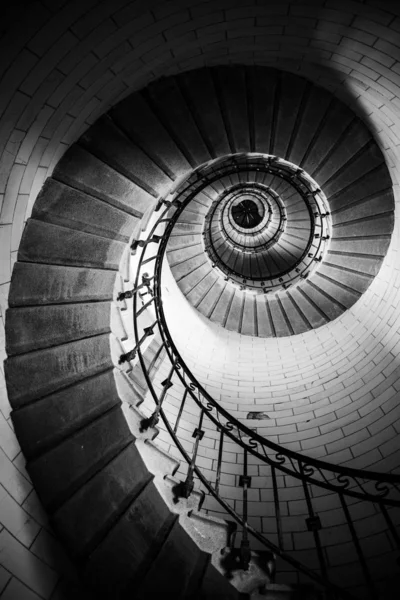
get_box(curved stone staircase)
[4,66,398,599]
[163,69,394,337]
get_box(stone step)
[119,243,132,283]
[121,402,159,442]
[117,299,135,340]
[111,91,191,180]
[6,302,111,355]
[79,115,171,198]
[9,262,115,307]
[5,334,113,408]
[178,69,232,158]
[180,509,237,557]
[53,144,155,218]
[157,66,393,340]
[214,545,275,597]
[132,517,210,600]
[82,480,178,599]
[135,438,180,477]
[27,406,133,513]
[199,560,244,599]
[32,177,140,242]
[52,441,151,560]
[114,273,128,308]
[114,368,144,407]
[110,303,129,342]
[144,76,211,167]
[12,369,119,460]
[18,218,125,270]
[154,474,204,516]
[110,334,133,373]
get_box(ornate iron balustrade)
[120,159,400,600]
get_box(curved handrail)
[155,402,356,600]
[165,184,400,479]
[127,159,400,503]
[123,156,400,599]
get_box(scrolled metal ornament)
[248,435,259,451]
[224,420,235,433]
[273,452,288,467]
[374,480,391,499]
[302,462,317,479]
[204,400,215,413]
[336,473,352,491]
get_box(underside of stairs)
[3,66,398,600]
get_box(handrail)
[124,155,400,599]
[151,186,400,499]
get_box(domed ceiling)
[163,67,395,338]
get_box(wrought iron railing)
[118,158,400,600]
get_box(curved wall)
[1,1,400,598]
[163,255,400,470]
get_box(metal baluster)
[178,408,205,498]
[299,462,329,586]
[136,297,155,317]
[215,429,224,495]
[155,198,172,211]
[379,503,400,558]
[239,449,251,571]
[140,362,175,431]
[142,255,157,265]
[131,234,161,251]
[271,465,284,551]
[117,273,154,301]
[146,340,166,375]
[173,388,188,433]
[118,321,157,364]
[339,494,377,600]
[139,272,154,298]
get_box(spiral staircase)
[3,63,400,600]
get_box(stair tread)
[135,438,180,476]
[133,518,209,600]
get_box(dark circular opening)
[231,199,263,229]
